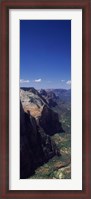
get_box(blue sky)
[20,20,71,89]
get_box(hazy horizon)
[20,86,71,90]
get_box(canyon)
[20,87,71,179]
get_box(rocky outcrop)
[20,101,60,179]
[39,89,48,96]
[39,89,57,107]
[20,88,47,118]
[20,88,64,135]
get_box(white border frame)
[9,9,82,190]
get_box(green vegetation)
[52,101,71,133]
[29,133,71,179]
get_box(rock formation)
[20,88,64,135]
[20,101,60,179]
[39,89,57,107]
[39,105,64,135]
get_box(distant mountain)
[45,89,71,102]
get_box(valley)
[20,87,71,179]
[29,133,71,179]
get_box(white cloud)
[66,80,71,85]
[20,79,30,83]
[61,80,65,82]
[34,78,42,83]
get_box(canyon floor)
[29,133,71,179]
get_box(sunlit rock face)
[20,88,64,135]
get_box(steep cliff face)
[20,101,60,179]
[20,88,64,136]
[20,103,34,178]
[39,88,71,133]
[39,105,64,135]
